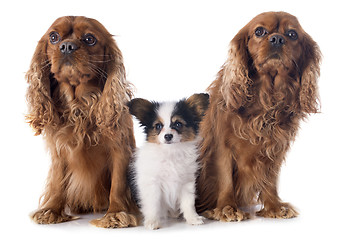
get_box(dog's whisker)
[88,59,113,63]
[87,63,108,80]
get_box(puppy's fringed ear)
[186,93,210,117]
[219,26,253,111]
[25,37,57,135]
[299,33,322,114]
[128,98,157,128]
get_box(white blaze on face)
[156,102,181,144]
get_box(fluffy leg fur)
[141,183,162,230]
[31,153,76,224]
[180,182,204,225]
[202,150,248,222]
[256,163,298,219]
[90,146,138,228]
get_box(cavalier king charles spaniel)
[196,12,321,221]
[26,16,138,228]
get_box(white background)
[1,0,360,239]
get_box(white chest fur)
[133,141,203,229]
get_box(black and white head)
[128,93,209,144]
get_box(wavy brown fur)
[26,16,138,228]
[196,12,321,221]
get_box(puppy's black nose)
[60,42,78,54]
[269,35,285,47]
[164,134,173,142]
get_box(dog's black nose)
[269,35,285,47]
[60,42,78,54]
[164,134,173,142]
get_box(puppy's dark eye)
[49,32,61,44]
[83,33,97,46]
[175,121,183,129]
[172,121,183,131]
[255,27,267,37]
[155,123,163,131]
[287,30,298,40]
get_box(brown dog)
[26,16,138,228]
[196,12,321,221]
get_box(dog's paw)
[256,203,298,219]
[31,209,78,224]
[185,215,204,225]
[202,205,249,222]
[144,218,161,230]
[90,212,138,228]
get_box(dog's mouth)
[263,52,284,64]
[257,54,287,74]
[53,65,93,86]
[268,53,281,60]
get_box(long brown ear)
[299,32,321,114]
[219,25,253,111]
[95,35,134,138]
[25,37,57,135]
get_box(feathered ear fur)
[25,37,57,135]
[94,31,134,138]
[299,32,321,114]
[127,98,160,132]
[186,93,210,117]
[219,25,253,111]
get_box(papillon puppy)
[128,93,209,230]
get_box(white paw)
[186,215,204,225]
[144,219,161,230]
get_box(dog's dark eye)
[49,32,61,44]
[83,33,97,46]
[287,30,298,40]
[174,121,183,129]
[255,27,267,37]
[155,123,163,131]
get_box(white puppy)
[128,94,209,230]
